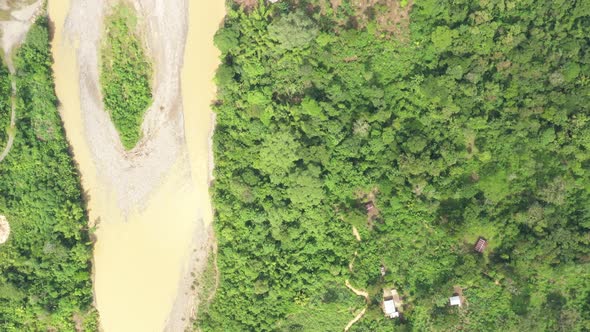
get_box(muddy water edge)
[48,0,225,331]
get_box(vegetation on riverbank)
[0,64,10,146]
[100,3,152,150]
[0,17,98,330]
[200,0,590,331]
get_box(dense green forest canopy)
[100,3,152,150]
[0,17,97,331]
[200,0,590,331]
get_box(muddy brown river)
[48,0,225,331]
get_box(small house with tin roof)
[474,237,488,253]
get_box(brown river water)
[48,0,225,330]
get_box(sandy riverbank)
[164,0,226,330]
[48,0,225,330]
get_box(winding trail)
[344,227,369,330]
[343,280,369,331]
[345,280,369,301]
[344,308,366,332]
[0,70,16,163]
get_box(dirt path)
[48,0,225,330]
[343,280,368,331]
[344,228,368,331]
[352,226,361,242]
[345,280,369,301]
[344,308,366,332]
[0,78,16,163]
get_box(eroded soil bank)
[48,0,225,330]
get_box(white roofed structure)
[382,288,402,318]
[450,295,462,306]
[383,299,399,318]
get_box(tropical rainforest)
[0,17,97,331]
[200,0,590,331]
[100,3,152,150]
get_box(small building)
[383,298,399,318]
[449,295,462,306]
[382,288,402,319]
[365,202,375,212]
[474,237,488,253]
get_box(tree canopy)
[0,17,97,331]
[198,0,590,331]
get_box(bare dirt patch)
[0,215,9,244]
[0,0,42,57]
[320,0,413,39]
[234,0,258,11]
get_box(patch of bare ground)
[0,0,42,55]
[234,0,258,11]
[329,0,341,12]
[318,0,413,40]
[72,313,84,332]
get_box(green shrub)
[100,3,152,150]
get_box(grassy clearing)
[100,2,152,150]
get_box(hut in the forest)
[474,237,488,253]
